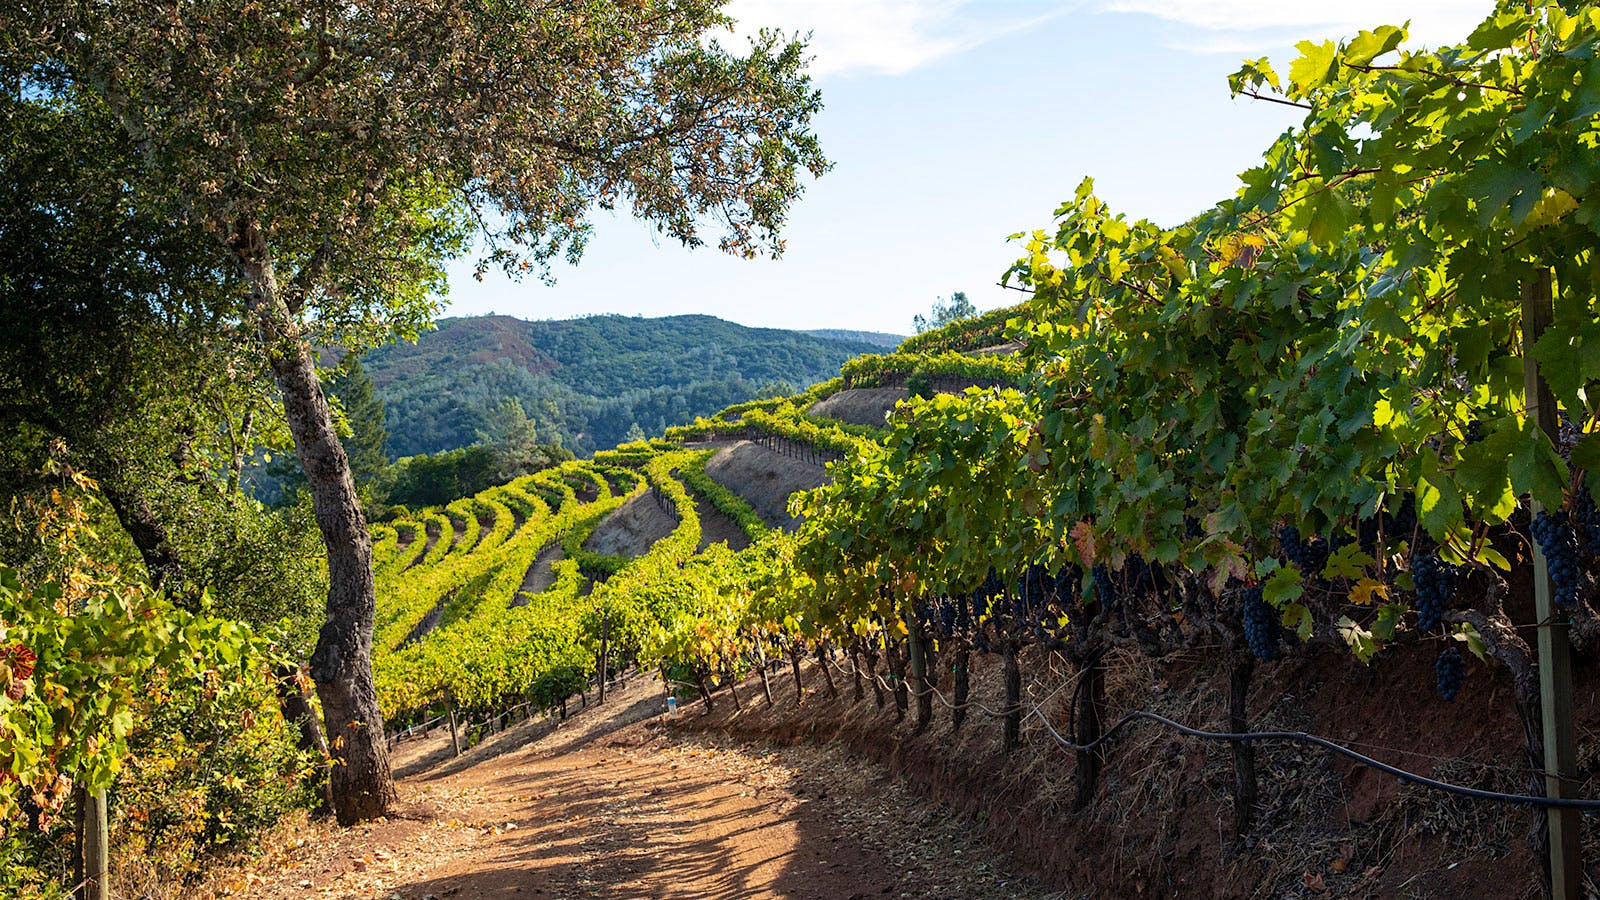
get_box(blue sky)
[442,1,1492,335]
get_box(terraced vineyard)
[371,312,1017,740]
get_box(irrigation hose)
[809,656,1600,813]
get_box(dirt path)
[230,676,1062,900]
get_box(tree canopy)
[4,0,830,824]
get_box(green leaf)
[1344,25,1406,67]
[1263,566,1304,606]
[1458,163,1545,228]
[1508,419,1569,511]
[1417,469,1465,537]
[1467,11,1529,52]
[1324,543,1375,580]
[1228,58,1282,96]
[1453,622,1488,662]
[1305,189,1353,245]
[1281,602,1314,641]
[1289,40,1339,92]
[1372,603,1406,642]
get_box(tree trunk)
[232,217,395,826]
[226,410,255,495]
[789,645,805,702]
[886,640,908,721]
[864,641,885,708]
[915,624,934,730]
[756,646,775,706]
[815,643,839,699]
[725,671,743,711]
[99,472,184,597]
[849,641,865,703]
[274,663,333,814]
[697,670,716,712]
[952,646,971,732]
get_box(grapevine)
[1436,645,1466,703]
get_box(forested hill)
[365,313,883,457]
[802,328,903,348]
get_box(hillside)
[366,314,882,457]
[802,328,903,348]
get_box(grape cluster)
[1411,553,1454,633]
[1574,481,1600,558]
[1463,419,1486,445]
[1435,645,1466,702]
[1053,567,1079,606]
[1531,510,1581,607]
[1125,554,1165,601]
[1091,564,1116,608]
[1241,585,1279,662]
[1278,524,1329,574]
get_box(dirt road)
[228,675,1060,900]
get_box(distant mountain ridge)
[803,328,903,348]
[365,313,882,457]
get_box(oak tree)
[5,0,826,823]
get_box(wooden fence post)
[73,786,108,900]
[446,692,462,758]
[1522,268,1582,898]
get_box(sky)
[441,1,1495,336]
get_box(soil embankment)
[702,441,827,531]
[512,542,565,605]
[584,491,678,558]
[807,387,906,428]
[669,641,1590,898]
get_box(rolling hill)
[365,313,885,457]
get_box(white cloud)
[723,0,1054,77]
[1100,1,1494,52]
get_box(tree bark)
[952,646,971,732]
[908,623,932,730]
[98,472,184,596]
[864,641,885,708]
[231,215,395,826]
[756,644,775,706]
[789,644,805,702]
[815,642,839,699]
[849,641,865,703]
[886,640,908,721]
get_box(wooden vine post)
[73,786,109,900]
[597,608,610,705]
[446,691,462,758]
[1523,268,1582,898]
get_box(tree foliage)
[912,291,977,334]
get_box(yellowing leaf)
[1348,578,1389,606]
